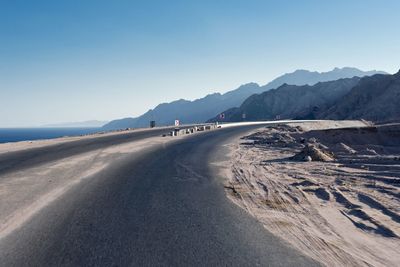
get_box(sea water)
[0,128,103,143]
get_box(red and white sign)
[174,120,180,126]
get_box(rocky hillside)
[209,77,361,122]
[323,71,400,121]
[211,71,399,123]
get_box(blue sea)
[0,128,103,144]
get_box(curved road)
[0,125,320,266]
[0,126,178,176]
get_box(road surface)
[0,126,179,176]
[0,125,320,266]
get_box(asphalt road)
[0,126,178,176]
[0,125,320,266]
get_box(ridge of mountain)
[208,77,361,122]
[322,70,400,121]
[209,70,399,123]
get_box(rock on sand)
[292,143,334,162]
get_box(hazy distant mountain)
[264,67,386,90]
[103,83,262,129]
[323,71,400,122]
[209,77,361,122]
[103,67,386,130]
[42,120,108,128]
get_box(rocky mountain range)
[103,83,261,130]
[262,67,385,90]
[208,78,361,122]
[103,67,384,130]
[323,71,400,122]
[211,71,399,123]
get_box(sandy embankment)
[223,121,400,266]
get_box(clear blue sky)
[1,0,399,127]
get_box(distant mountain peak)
[332,67,356,72]
[263,67,387,90]
[239,82,260,87]
[280,83,289,88]
[290,67,387,76]
[292,69,312,73]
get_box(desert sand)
[223,121,400,266]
